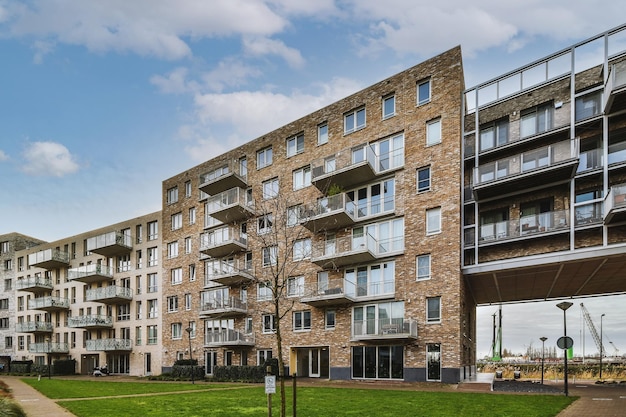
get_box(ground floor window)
[107,354,130,374]
[351,345,403,379]
[427,343,441,381]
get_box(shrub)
[213,365,266,383]
[0,398,27,417]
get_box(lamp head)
[540,337,548,342]
[556,301,573,311]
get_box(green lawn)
[23,379,575,417]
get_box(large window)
[257,282,272,301]
[148,221,158,240]
[345,261,395,298]
[262,314,276,333]
[383,95,395,119]
[257,213,273,235]
[167,241,179,258]
[287,205,303,227]
[257,147,273,169]
[426,119,441,146]
[520,103,553,138]
[171,323,182,340]
[427,297,441,323]
[147,325,158,345]
[417,79,431,105]
[171,268,182,285]
[167,295,179,312]
[344,107,366,133]
[148,299,158,318]
[262,178,279,199]
[479,118,509,151]
[575,90,602,121]
[426,207,441,235]
[147,273,158,293]
[325,310,336,329]
[286,134,305,157]
[117,303,130,321]
[293,310,311,331]
[292,166,311,190]
[147,247,158,267]
[167,186,178,204]
[352,346,403,379]
[262,246,278,267]
[287,276,304,297]
[292,238,311,261]
[416,254,431,281]
[318,123,328,145]
[417,166,431,193]
[347,179,395,220]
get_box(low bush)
[0,397,27,417]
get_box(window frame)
[344,107,366,134]
[317,122,328,145]
[293,310,311,332]
[426,207,442,235]
[262,314,276,333]
[417,79,431,106]
[426,118,442,146]
[257,147,273,169]
[416,254,431,281]
[286,133,305,157]
[383,94,396,119]
[287,276,304,297]
[426,296,441,323]
[262,178,279,199]
[292,238,311,261]
[167,186,179,205]
[417,166,431,193]
[292,166,311,190]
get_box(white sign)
[265,375,276,394]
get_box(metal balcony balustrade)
[68,315,113,328]
[86,285,133,303]
[86,338,132,351]
[477,209,569,245]
[16,276,53,293]
[302,193,356,232]
[86,231,132,257]
[604,59,626,113]
[204,329,254,347]
[68,264,114,284]
[311,233,404,268]
[206,187,254,223]
[574,202,604,226]
[300,278,357,306]
[577,148,604,173]
[352,318,418,341]
[608,140,626,166]
[28,248,70,269]
[199,226,247,258]
[199,159,247,196]
[16,321,53,333]
[204,259,254,287]
[604,182,626,223]
[28,296,70,311]
[199,296,247,317]
[29,342,69,354]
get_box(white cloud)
[243,36,305,68]
[0,149,8,161]
[21,141,80,177]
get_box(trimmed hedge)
[213,365,266,383]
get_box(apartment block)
[161,46,472,383]
[11,213,162,376]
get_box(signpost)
[265,370,276,417]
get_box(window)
[426,207,441,235]
[318,123,328,145]
[4,279,11,291]
[352,301,404,339]
[189,207,196,224]
[245,317,253,334]
[479,118,509,151]
[344,107,366,133]
[167,241,179,258]
[135,326,142,345]
[185,237,192,254]
[262,246,278,267]
[3,259,12,271]
[292,166,311,190]
[0,298,8,310]
[171,268,183,285]
[147,247,159,267]
[185,181,192,197]
[287,276,304,297]
[262,178,279,199]
[287,205,303,227]
[18,336,24,350]
[346,178,395,219]
[418,79,431,105]
[258,349,272,364]
[262,314,276,333]
[148,299,158,318]
[172,323,182,339]
[167,295,179,312]
[426,119,441,146]
[188,321,196,338]
[258,213,273,235]
[117,304,130,321]
[185,293,192,310]
[0,241,9,253]
[148,221,158,240]
[520,103,553,137]
[345,261,395,298]
[480,209,509,240]
[136,301,143,319]
[576,91,602,121]
[383,95,395,119]
[167,186,179,204]
[189,264,196,281]
[0,318,9,329]
[293,238,311,261]
[257,147,273,169]
[293,310,311,331]
[147,273,158,293]
[286,133,305,157]
[417,166,431,193]
[171,213,182,230]
[257,282,272,301]
[147,325,158,344]
[5,336,12,348]
[117,254,131,272]
[325,310,336,329]
[427,297,441,323]
[416,254,431,280]
[352,345,403,379]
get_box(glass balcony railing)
[16,321,53,333]
[29,342,69,354]
[575,202,603,226]
[604,59,626,112]
[206,187,254,223]
[86,285,133,302]
[604,183,626,223]
[204,329,254,346]
[200,296,247,316]
[68,264,114,283]
[16,277,53,292]
[28,296,70,310]
[300,278,357,306]
[577,149,603,173]
[28,249,70,269]
[199,226,247,257]
[478,210,569,243]
[86,231,132,256]
[204,259,254,287]
[199,159,248,196]
[352,318,418,340]
[86,338,132,351]
[608,141,626,166]
[67,315,113,328]
[311,233,404,268]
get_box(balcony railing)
[300,278,357,306]
[352,318,418,341]
[199,226,247,258]
[86,231,132,257]
[199,159,248,196]
[575,202,603,226]
[199,296,247,317]
[205,259,254,287]
[86,338,132,351]
[604,59,626,113]
[28,296,70,311]
[16,276,53,293]
[302,193,356,232]
[68,264,114,284]
[311,233,404,268]
[204,329,254,347]
[68,315,113,329]
[577,148,603,173]
[608,141,626,166]
[86,285,133,303]
[478,209,569,244]
[16,321,53,333]
[206,187,254,223]
[604,183,626,223]
[28,249,70,269]
[29,342,69,354]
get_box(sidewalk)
[556,381,626,417]
[1,376,76,417]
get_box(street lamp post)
[556,301,573,396]
[186,326,194,384]
[600,313,605,380]
[540,337,547,385]
[45,337,51,379]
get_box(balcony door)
[205,351,217,376]
[520,199,552,234]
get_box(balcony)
[205,259,254,287]
[16,321,53,333]
[204,329,254,347]
[86,231,132,257]
[604,183,626,224]
[604,59,626,114]
[311,234,404,269]
[575,202,603,227]
[608,141,626,167]
[311,145,381,191]
[16,277,53,293]
[302,194,356,232]
[478,209,569,245]
[199,296,247,318]
[300,278,357,307]
[472,139,579,201]
[28,296,70,312]
[29,342,69,354]
[86,285,133,304]
[200,226,247,258]
[67,315,113,329]
[68,264,114,284]
[199,160,248,196]
[206,187,254,223]
[351,318,418,341]
[28,249,70,269]
[576,149,603,174]
[86,338,132,352]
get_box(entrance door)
[205,351,217,376]
[426,344,441,381]
[309,349,320,377]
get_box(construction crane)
[580,303,607,357]
[490,305,502,361]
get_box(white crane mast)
[580,303,605,356]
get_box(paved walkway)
[1,376,76,417]
[556,381,626,417]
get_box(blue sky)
[1,0,625,359]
